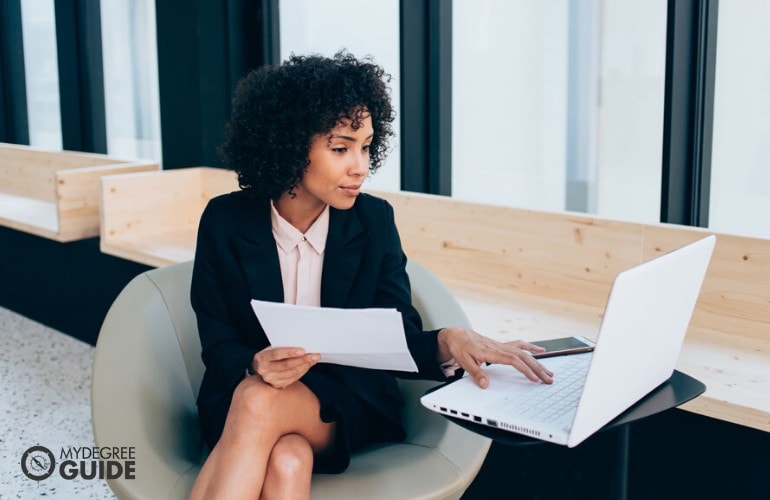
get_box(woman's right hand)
[251,347,320,389]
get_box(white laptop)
[420,235,716,448]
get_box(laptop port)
[487,419,498,427]
[473,415,482,423]
[449,409,457,415]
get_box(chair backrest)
[398,259,474,443]
[92,261,204,499]
[92,259,486,499]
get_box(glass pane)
[709,0,770,239]
[279,0,401,192]
[20,0,62,150]
[452,0,667,223]
[100,0,162,161]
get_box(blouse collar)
[270,200,330,255]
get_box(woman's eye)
[362,144,371,153]
[332,147,347,154]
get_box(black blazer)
[191,190,448,441]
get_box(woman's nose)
[350,152,369,177]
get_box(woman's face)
[297,114,373,212]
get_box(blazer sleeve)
[191,201,258,396]
[373,201,448,382]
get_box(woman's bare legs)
[189,376,335,500]
[260,434,314,500]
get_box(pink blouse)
[270,201,330,306]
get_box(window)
[279,0,401,192]
[100,0,162,161]
[451,0,667,223]
[20,0,62,150]
[708,0,770,239]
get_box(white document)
[250,300,419,372]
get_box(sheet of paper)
[250,300,418,372]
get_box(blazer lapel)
[322,207,369,307]
[233,200,284,303]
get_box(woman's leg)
[189,376,335,500]
[260,434,313,500]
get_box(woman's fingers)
[440,327,554,387]
[482,347,553,384]
[259,347,306,362]
[253,347,320,388]
[508,340,547,354]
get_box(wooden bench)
[95,171,770,433]
[0,142,158,242]
[375,190,770,433]
[99,167,239,267]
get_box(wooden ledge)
[677,328,770,430]
[0,143,158,241]
[99,167,239,267]
[443,278,770,432]
[375,187,770,433]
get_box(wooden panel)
[0,143,125,201]
[101,168,203,240]
[374,190,644,309]
[55,163,160,241]
[0,151,57,201]
[370,190,770,432]
[201,167,239,203]
[643,225,770,343]
[0,143,157,241]
[99,167,239,266]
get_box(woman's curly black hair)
[219,51,395,200]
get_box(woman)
[189,52,553,499]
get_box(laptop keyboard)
[487,354,590,425]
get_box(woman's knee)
[267,434,313,480]
[229,377,282,422]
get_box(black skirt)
[301,367,405,473]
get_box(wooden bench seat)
[376,190,770,433]
[99,167,239,267]
[443,278,770,431]
[0,142,158,241]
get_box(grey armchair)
[91,259,490,499]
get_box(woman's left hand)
[437,327,554,388]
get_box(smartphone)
[530,336,595,358]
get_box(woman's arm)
[191,201,259,394]
[374,200,553,386]
[370,201,450,381]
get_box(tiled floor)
[0,306,115,499]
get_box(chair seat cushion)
[310,442,465,500]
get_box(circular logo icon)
[21,446,56,481]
